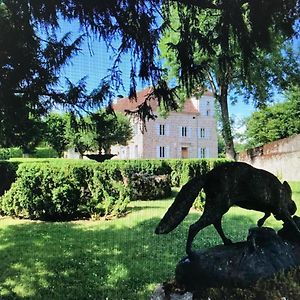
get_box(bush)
[0,147,58,159]
[0,158,229,220]
[166,158,230,186]
[127,173,172,200]
[0,162,126,220]
[0,161,19,196]
[0,148,23,160]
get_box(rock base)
[176,226,300,291]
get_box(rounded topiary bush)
[1,163,83,220]
[0,161,131,221]
[0,161,19,197]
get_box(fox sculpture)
[155,162,299,256]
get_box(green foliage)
[0,147,58,159]
[167,158,230,186]
[0,162,130,220]
[87,110,133,154]
[245,87,300,147]
[0,158,228,220]
[44,113,68,157]
[1,0,299,156]
[0,161,19,197]
[159,4,300,159]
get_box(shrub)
[0,161,19,196]
[0,158,229,220]
[0,161,131,220]
[166,158,230,186]
[127,173,172,200]
[0,147,58,159]
[1,163,83,220]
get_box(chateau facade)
[111,88,218,159]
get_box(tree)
[244,86,300,148]
[62,111,132,156]
[63,114,93,158]
[159,4,300,159]
[0,1,110,147]
[44,113,68,157]
[88,111,133,154]
[1,1,299,153]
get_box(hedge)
[0,147,58,160]
[0,162,130,220]
[0,161,20,196]
[0,158,229,220]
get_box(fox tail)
[155,176,205,234]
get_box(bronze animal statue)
[155,162,299,256]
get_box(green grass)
[0,183,299,299]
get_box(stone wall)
[238,134,300,181]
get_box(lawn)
[0,184,299,299]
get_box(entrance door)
[181,147,188,158]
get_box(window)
[198,147,206,158]
[159,146,165,158]
[206,109,210,116]
[181,126,187,137]
[199,128,206,138]
[159,124,165,136]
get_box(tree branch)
[171,0,221,10]
[206,70,218,96]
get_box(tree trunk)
[218,85,237,161]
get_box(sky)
[57,19,295,123]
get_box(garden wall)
[238,134,300,181]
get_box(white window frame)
[181,126,187,137]
[198,128,206,138]
[198,147,206,158]
[159,124,165,136]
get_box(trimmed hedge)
[0,158,229,220]
[166,158,229,186]
[0,162,130,220]
[0,161,20,196]
[0,147,58,159]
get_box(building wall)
[238,134,300,181]
[112,95,218,159]
[141,111,217,159]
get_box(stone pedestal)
[176,226,300,291]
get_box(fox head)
[282,181,297,215]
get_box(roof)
[113,88,213,114]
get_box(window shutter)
[197,148,201,158]
[156,146,160,158]
[166,124,170,136]
[156,124,160,135]
[165,146,170,158]
[206,128,211,139]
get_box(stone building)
[111,88,218,159]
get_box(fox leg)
[186,205,228,256]
[214,217,232,245]
[186,213,213,256]
[257,212,271,227]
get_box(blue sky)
[58,19,293,121]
